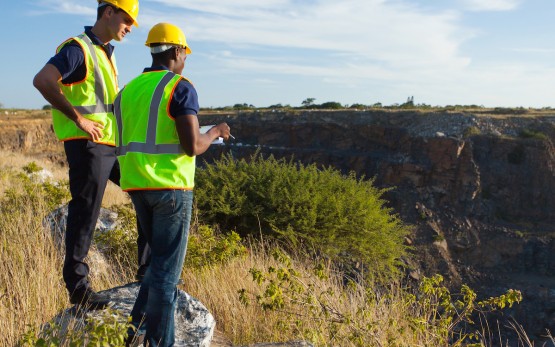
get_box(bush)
[233,103,255,110]
[268,103,291,109]
[186,224,247,269]
[319,101,343,109]
[195,153,410,280]
[349,103,367,109]
[519,129,548,141]
[94,203,138,266]
[21,309,132,347]
[1,169,70,214]
[94,204,248,271]
[463,126,481,138]
[22,161,43,174]
[240,250,522,346]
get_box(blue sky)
[2,0,555,109]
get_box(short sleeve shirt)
[47,26,114,84]
[142,66,199,117]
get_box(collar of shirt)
[143,65,171,73]
[84,26,114,57]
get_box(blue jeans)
[129,190,193,347]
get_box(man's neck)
[91,23,111,45]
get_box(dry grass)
[182,242,284,344]
[0,148,130,207]
[0,150,66,195]
[0,195,66,346]
[182,241,449,346]
[103,181,131,208]
[0,151,543,347]
[0,153,133,346]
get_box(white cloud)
[30,0,472,76]
[30,0,550,108]
[144,0,471,71]
[462,0,520,11]
[29,0,95,16]
[509,47,555,54]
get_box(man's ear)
[103,5,115,19]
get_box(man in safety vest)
[114,22,230,346]
[33,0,150,309]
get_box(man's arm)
[175,115,230,156]
[33,64,104,141]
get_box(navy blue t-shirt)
[47,26,114,84]
[142,66,199,118]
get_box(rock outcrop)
[49,282,215,346]
[197,110,555,338]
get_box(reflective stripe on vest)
[52,33,118,144]
[72,34,113,114]
[114,72,182,155]
[114,71,196,191]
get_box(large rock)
[43,204,118,279]
[50,282,215,346]
[44,204,119,245]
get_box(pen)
[229,134,236,140]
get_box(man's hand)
[75,116,104,141]
[176,117,232,156]
[213,122,231,140]
[34,64,105,141]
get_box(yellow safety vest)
[114,70,196,191]
[52,33,119,145]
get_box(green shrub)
[349,103,367,109]
[22,162,43,174]
[233,103,255,110]
[93,205,248,271]
[240,250,522,347]
[186,224,247,269]
[417,274,522,346]
[433,234,445,242]
[20,309,132,347]
[319,101,343,109]
[519,129,548,141]
[1,169,70,214]
[463,126,481,138]
[94,203,138,266]
[195,153,410,280]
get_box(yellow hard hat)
[145,22,192,54]
[98,0,139,27]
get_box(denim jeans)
[128,190,193,347]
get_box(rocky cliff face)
[3,109,554,338]
[0,110,63,164]
[198,110,555,338]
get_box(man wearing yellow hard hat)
[33,0,150,310]
[114,22,230,346]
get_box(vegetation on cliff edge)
[0,152,535,346]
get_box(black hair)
[97,3,121,20]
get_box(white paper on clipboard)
[199,125,224,145]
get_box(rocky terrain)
[3,108,554,340]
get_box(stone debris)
[49,282,215,347]
[43,204,119,246]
